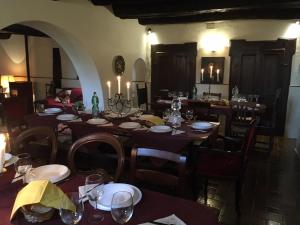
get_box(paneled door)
[229,39,296,135]
[151,42,197,100]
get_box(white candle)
[107,81,111,99]
[126,82,130,100]
[0,134,6,173]
[117,76,121,94]
[216,69,220,82]
[201,69,204,82]
[210,65,213,79]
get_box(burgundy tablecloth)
[1,166,219,225]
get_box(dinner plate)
[25,164,70,183]
[149,125,172,133]
[4,153,12,162]
[119,122,141,129]
[87,118,108,125]
[56,114,77,121]
[90,183,142,211]
[44,108,62,114]
[4,154,17,167]
[191,122,213,130]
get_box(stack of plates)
[191,122,213,130]
[25,164,70,183]
[56,114,77,121]
[88,183,142,211]
[149,125,172,133]
[44,108,62,114]
[87,118,108,125]
[119,122,141,129]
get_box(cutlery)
[80,183,103,200]
[150,222,174,225]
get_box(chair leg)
[235,178,242,216]
[204,178,208,204]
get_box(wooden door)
[229,39,296,135]
[151,43,197,100]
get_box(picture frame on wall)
[200,57,225,84]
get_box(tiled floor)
[195,137,300,225]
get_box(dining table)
[0,165,220,225]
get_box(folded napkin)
[139,214,186,225]
[11,180,75,220]
[172,130,186,136]
[140,115,165,125]
[97,122,113,127]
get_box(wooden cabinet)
[9,81,34,114]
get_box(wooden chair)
[131,147,187,196]
[193,119,256,215]
[68,132,125,182]
[203,92,222,100]
[136,83,148,111]
[13,126,58,164]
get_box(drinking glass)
[111,191,133,225]
[14,153,32,184]
[162,108,172,121]
[185,109,194,121]
[85,174,105,223]
[59,192,84,225]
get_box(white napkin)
[12,172,23,183]
[139,214,186,225]
[172,130,185,136]
[97,122,113,127]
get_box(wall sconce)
[146,28,158,45]
[200,31,229,53]
[283,20,300,39]
[0,75,15,95]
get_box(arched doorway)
[1,21,104,109]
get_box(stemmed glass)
[85,174,105,223]
[14,153,32,184]
[111,191,134,225]
[185,109,194,122]
[162,108,172,122]
[59,192,84,225]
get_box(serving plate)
[56,114,77,121]
[87,118,108,125]
[191,122,213,130]
[44,108,62,114]
[119,122,141,129]
[149,125,172,133]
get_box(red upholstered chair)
[193,119,256,215]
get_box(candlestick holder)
[107,93,132,117]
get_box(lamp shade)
[1,75,15,93]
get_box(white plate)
[150,125,172,133]
[90,183,142,211]
[119,122,141,129]
[56,114,77,121]
[4,155,17,167]
[191,122,213,130]
[25,164,70,183]
[44,108,62,114]
[4,153,12,162]
[87,118,108,125]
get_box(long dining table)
[0,165,220,225]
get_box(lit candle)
[0,134,6,173]
[126,82,130,100]
[117,76,121,94]
[107,81,111,99]
[209,65,213,79]
[216,69,220,82]
[201,69,204,82]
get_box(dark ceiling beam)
[90,0,113,5]
[2,24,49,37]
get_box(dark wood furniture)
[229,39,296,135]
[9,81,33,114]
[13,126,57,164]
[136,83,148,111]
[151,42,197,101]
[187,101,212,121]
[68,132,125,182]
[203,92,222,100]
[193,119,256,215]
[130,147,187,196]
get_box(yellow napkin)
[11,180,75,220]
[140,115,164,125]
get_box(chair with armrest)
[136,83,148,111]
[68,132,125,182]
[193,119,256,216]
[131,147,187,196]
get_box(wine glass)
[162,108,172,121]
[185,109,194,122]
[85,174,105,223]
[14,153,32,184]
[59,192,84,225]
[111,191,134,225]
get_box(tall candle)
[209,65,213,79]
[126,82,130,100]
[107,81,111,99]
[0,134,6,173]
[117,76,121,94]
[201,69,204,82]
[216,69,220,82]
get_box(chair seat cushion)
[196,152,242,177]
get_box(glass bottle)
[92,91,99,118]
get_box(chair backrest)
[13,126,58,164]
[241,119,256,163]
[203,92,222,100]
[231,101,256,123]
[68,132,125,182]
[130,147,186,195]
[136,83,148,111]
[3,97,27,124]
[187,101,211,120]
